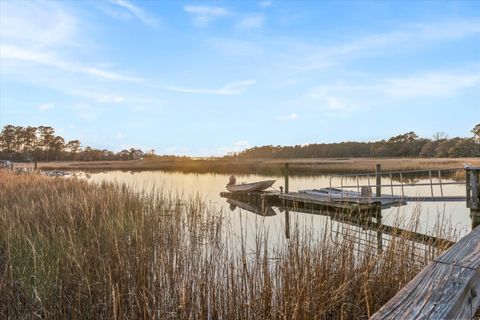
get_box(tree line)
[1,124,479,162]
[235,124,480,159]
[0,125,155,162]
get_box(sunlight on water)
[76,170,472,242]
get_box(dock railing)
[327,166,466,202]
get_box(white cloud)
[116,133,126,139]
[301,69,480,119]
[184,5,230,27]
[1,44,140,82]
[0,1,78,48]
[235,15,264,30]
[38,103,55,111]
[166,80,256,95]
[109,0,158,27]
[297,20,480,71]
[278,113,299,121]
[0,2,140,83]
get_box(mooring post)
[284,163,289,194]
[375,164,382,198]
[284,162,290,239]
[466,167,480,228]
[285,208,290,239]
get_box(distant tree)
[38,126,55,161]
[22,126,38,160]
[420,140,439,157]
[448,139,480,157]
[388,132,419,143]
[432,131,448,141]
[66,140,81,159]
[50,136,65,161]
[472,124,480,142]
[0,125,16,155]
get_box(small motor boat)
[226,180,276,193]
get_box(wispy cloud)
[0,1,78,48]
[299,20,480,71]
[301,68,480,118]
[166,80,256,95]
[184,5,230,27]
[109,0,158,27]
[1,44,140,82]
[235,15,264,30]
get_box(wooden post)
[284,162,290,239]
[375,164,382,198]
[466,167,480,229]
[285,208,290,239]
[376,211,383,253]
[284,163,289,194]
[471,210,480,229]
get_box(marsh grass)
[33,157,480,176]
[0,171,455,319]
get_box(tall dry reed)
[0,171,454,319]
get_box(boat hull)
[226,180,276,193]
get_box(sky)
[1,0,480,156]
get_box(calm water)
[75,170,472,243]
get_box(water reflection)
[76,170,472,238]
[227,198,277,216]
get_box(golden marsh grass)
[0,170,456,319]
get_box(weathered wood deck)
[280,191,405,209]
[371,225,480,319]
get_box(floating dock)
[220,188,405,214]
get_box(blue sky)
[1,0,479,156]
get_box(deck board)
[371,225,480,319]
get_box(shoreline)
[14,157,480,176]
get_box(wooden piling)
[375,163,381,197]
[284,163,289,194]
[284,162,290,239]
[466,167,480,228]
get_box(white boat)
[226,180,276,193]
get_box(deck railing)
[327,167,466,201]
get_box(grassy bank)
[25,157,480,176]
[0,170,455,319]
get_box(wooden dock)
[280,192,405,210]
[220,190,385,213]
[371,224,480,319]
[220,164,480,317]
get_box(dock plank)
[371,225,480,319]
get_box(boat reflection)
[220,192,454,255]
[227,198,277,216]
